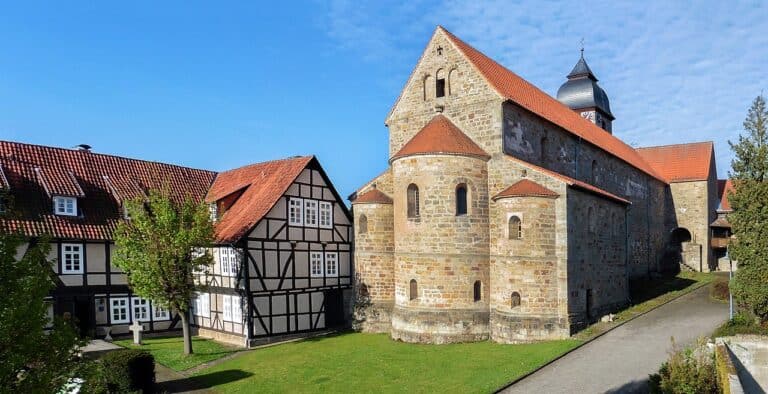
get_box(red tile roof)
[493,179,559,200]
[391,115,490,162]
[206,156,313,243]
[504,156,631,205]
[439,27,666,184]
[636,142,714,183]
[352,188,393,204]
[717,179,735,212]
[0,140,216,240]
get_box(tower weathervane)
[580,38,585,58]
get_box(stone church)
[350,26,729,344]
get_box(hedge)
[100,349,155,393]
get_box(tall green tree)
[114,189,214,355]
[729,94,768,322]
[0,231,83,392]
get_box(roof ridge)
[438,27,666,184]
[0,139,216,175]
[636,141,714,150]
[218,155,314,174]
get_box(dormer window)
[53,196,77,216]
[209,203,218,222]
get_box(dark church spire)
[556,48,614,133]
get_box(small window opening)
[540,137,548,162]
[436,78,446,97]
[473,280,482,302]
[409,279,418,300]
[587,207,595,234]
[359,214,368,234]
[511,292,521,308]
[436,46,443,56]
[591,160,598,183]
[407,184,420,218]
[508,216,522,239]
[456,184,468,216]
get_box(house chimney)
[75,144,92,152]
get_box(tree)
[0,231,83,392]
[729,94,768,322]
[113,189,214,355]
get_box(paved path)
[503,285,728,394]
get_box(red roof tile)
[352,188,393,204]
[505,156,631,205]
[636,142,714,183]
[493,179,559,200]
[439,27,666,184]
[391,115,490,162]
[0,140,215,240]
[718,179,735,211]
[206,156,313,243]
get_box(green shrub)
[713,312,768,337]
[99,349,155,393]
[710,278,730,302]
[648,338,718,394]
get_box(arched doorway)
[668,227,701,272]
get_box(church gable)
[386,27,503,158]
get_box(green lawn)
[192,333,580,393]
[115,336,240,371]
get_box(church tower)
[556,51,615,133]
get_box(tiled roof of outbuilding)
[439,26,666,183]
[205,156,313,243]
[0,140,216,240]
[717,179,735,212]
[391,114,490,162]
[636,142,714,183]
[493,179,559,200]
[351,188,393,204]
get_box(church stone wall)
[390,154,490,343]
[565,188,629,330]
[352,202,394,332]
[668,180,714,271]
[501,102,668,278]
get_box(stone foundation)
[490,310,569,343]
[390,305,489,344]
[353,301,393,333]
[195,327,246,348]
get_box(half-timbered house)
[0,141,353,346]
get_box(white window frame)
[304,200,318,227]
[232,295,242,322]
[223,295,233,321]
[110,297,130,324]
[61,243,83,274]
[131,297,150,322]
[289,198,303,226]
[193,293,210,318]
[325,252,338,277]
[152,303,170,321]
[219,247,239,277]
[319,201,333,229]
[209,203,218,223]
[53,196,77,216]
[310,251,324,278]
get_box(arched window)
[409,279,418,300]
[473,280,482,302]
[423,75,433,101]
[448,68,458,95]
[358,214,368,234]
[436,69,446,98]
[407,184,420,218]
[540,137,548,162]
[591,160,598,183]
[508,216,522,239]
[456,184,468,216]
[511,292,521,308]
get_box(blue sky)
[1,1,766,199]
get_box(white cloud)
[321,0,768,177]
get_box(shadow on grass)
[157,369,253,393]
[629,275,696,305]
